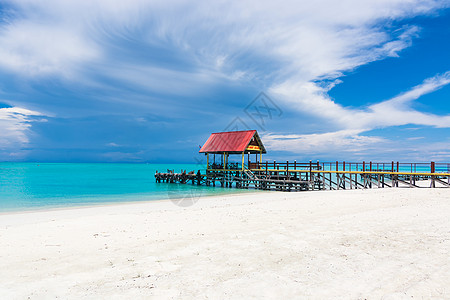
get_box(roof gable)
[199,130,266,154]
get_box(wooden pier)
[155,160,450,191]
[155,130,450,191]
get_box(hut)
[199,130,266,170]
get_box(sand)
[0,188,450,299]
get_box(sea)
[1,162,445,212]
[0,163,252,212]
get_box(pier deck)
[155,161,450,191]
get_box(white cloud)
[268,71,450,153]
[1,0,447,82]
[273,71,450,129]
[367,71,450,128]
[262,129,385,154]
[0,0,449,158]
[0,106,43,149]
[0,22,99,77]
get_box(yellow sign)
[246,145,260,151]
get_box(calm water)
[0,163,251,212]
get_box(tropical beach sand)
[1,188,449,299]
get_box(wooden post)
[286,161,289,179]
[343,161,346,189]
[336,161,339,190]
[329,168,332,190]
[329,170,332,190]
[206,153,209,170]
[362,161,365,188]
[241,152,245,171]
[317,160,321,189]
[431,161,436,188]
[396,161,399,173]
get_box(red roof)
[199,130,266,153]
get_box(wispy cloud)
[0,105,44,149]
[268,71,450,154]
[262,129,386,155]
[0,0,449,160]
[367,71,450,128]
[1,0,447,82]
[106,142,120,147]
[0,21,99,77]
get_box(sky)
[0,0,450,163]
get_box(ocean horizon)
[0,162,254,212]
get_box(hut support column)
[259,151,262,167]
[241,152,245,171]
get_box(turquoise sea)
[0,163,251,212]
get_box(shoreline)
[0,181,444,216]
[0,189,264,216]
[1,188,449,298]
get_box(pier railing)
[251,161,450,174]
[207,161,323,171]
[207,163,246,170]
[252,161,322,171]
[318,161,450,173]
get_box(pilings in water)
[154,169,203,185]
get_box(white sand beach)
[1,188,450,299]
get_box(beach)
[1,188,449,299]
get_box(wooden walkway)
[155,161,450,191]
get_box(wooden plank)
[397,177,419,188]
[435,178,450,187]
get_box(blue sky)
[0,0,450,163]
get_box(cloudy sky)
[0,0,450,163]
